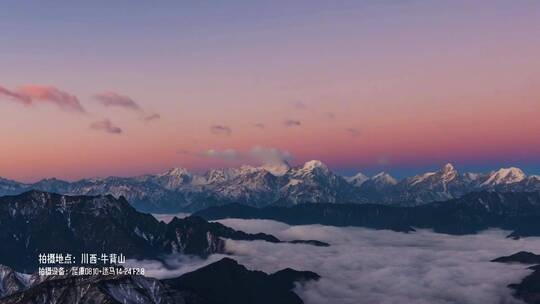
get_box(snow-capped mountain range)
[1,161,539,212]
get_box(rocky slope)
[0,266,39,299]
[0,191,286,272]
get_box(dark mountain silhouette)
[195,191,540,238]
[492,252,540,264]
[0,191,283,272]
[493,252,540,304]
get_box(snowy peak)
[372,172,398,186]
[301,160,329,171]
[347,172,369,187]
[152,167,193,189]
[204,168,238,184]
[439,163,458,182]
[408,163,459,186]
[481,167,526,186]
[260,162,290,176]
[441,163,457,174]
[159,167,191,178]
[1,162,538,212]
[464,172,482,182]
[291,160,332,178]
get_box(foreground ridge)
[0,258,320,304]
[0,191,285,272]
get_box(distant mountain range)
[195,191,540,238]
[1,162,539,212]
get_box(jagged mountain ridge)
[0,191,288,272]
[1,162,539,212]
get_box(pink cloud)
[0,84,85,113]
[0,85,32,104]
[90,119,122,134]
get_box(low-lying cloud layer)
[220,220,540,304]
[128,254,223,279]
[141,217,540,304]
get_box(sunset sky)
[1,1,540,182]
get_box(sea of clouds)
[136,216,540,304]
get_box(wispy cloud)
[284,119,301,127]
[89,119,122,134]
[346,128,361,137]
[253,123,265,129]
[323,112,335,119]
[249,146,293,166]
[176,149,190,155]
[142,113,161,122]
[198,146,293,168]
[94,92,141,111]
[198,148,239,160]
[0,85,31,104]
[0,84,85,113]
[94,91,161,123]
[210,125,232,136]
[292,101,308,110]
